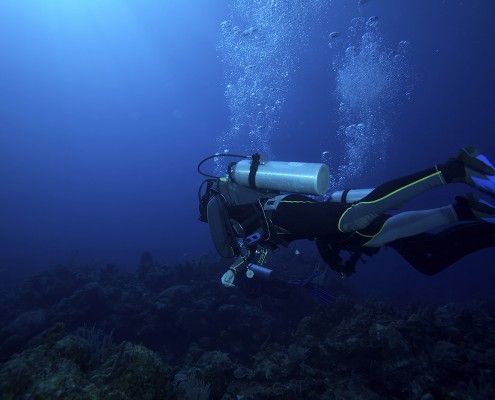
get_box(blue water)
[1,0,494,302]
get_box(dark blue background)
[1,0,494,303]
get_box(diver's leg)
[364,193,495,247]
[338,167,445,232]
[363,206,457,247]
[339,146,495,232]
[388,221,495,275]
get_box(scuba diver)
[197,146,495,298]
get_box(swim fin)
[454,193,495,223]
[450,146,495,198]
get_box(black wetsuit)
[270,166,444,245]
[267,165,495,276]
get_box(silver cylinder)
[248,263,273,279]
[232,159,330,195]
[329,188,374,203]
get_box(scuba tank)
[230,156,330,196]
[329,188,374,203]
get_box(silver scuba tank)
[329,188,374,203]
[231,159,330,196]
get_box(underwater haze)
[1,0,495,304]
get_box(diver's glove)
[221,269,236,288]
[221,269,235,287]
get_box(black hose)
[197,153,250,178]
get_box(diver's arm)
[220,249,256,288]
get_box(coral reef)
[0,335,170,400]
[1,255,495,399]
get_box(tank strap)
[340,189,351,204]
[248,153,261,188]
[263,194,290,211]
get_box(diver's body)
[219,146,495,286]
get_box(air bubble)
[330,12,414,188]
[216,0,327,159]
[242,27,257,36]
[366,16,379,28]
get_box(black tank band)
[249,153,261,188]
